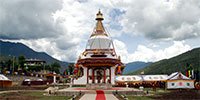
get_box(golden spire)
[90,10,108,37]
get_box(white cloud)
[15,39,82,62]
[117,0,200,40]
[0,0,117,62]
[0,0,63,39]
[0,0,198,63]
[114,40,191,63]
[113,39,129,62]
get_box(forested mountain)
[0,40,69,73]
[129,48,200,75]
[123,61,152,74]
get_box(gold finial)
[96,10,104,21]
[90,10,107,37]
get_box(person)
[49,90,51,95]
[28,81,31,86]
[146,90,149,95]
[116,90,118,94]
[79,91,81,95]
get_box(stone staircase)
[86,83,112,90]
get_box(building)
[24,59,46,72]
[0,74,12,87]
[73,10,124,85]
[167,72,195,89]
[24,59,46,66]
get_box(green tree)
[0,61,4,73]
[44,65,50,71]
[18,55,25,70]
[68,63,74,75]
[6,59,12,71]
[51,62,61,74]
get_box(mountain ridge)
[129,47,200,75]
[0,40,69,73]
[123,61,152,74]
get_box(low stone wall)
[113,90,145,96]
[50,91,84,100]
[55,91,84,97]
[86,83,112,90]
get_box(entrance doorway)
[87,67,111,84]
[96,69,103,83]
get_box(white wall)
[167,80,194,89]
[111,66,117,85]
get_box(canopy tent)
[115,75,167,88]
[0,74,10,80]
[167,72,194,89]
[0,74,12,87]
[115,75,168,82]
[143,75,168,82]
[115,75,142,82]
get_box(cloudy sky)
[0,0,200,63]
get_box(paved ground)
[80,93,96,100]
[104,93,118,100]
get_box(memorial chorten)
[73,10,124,86]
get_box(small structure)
[24,59,46,74]
[22,78,47,86]
[46,73,60,84]
[167,72,195,89]
[0,74,12,87]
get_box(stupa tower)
[73,10,124,86]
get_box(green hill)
[129,48,200,75]
[0,40,69,73]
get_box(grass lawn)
[0,91,71,100]
[127,88,169,100]
[126,88,200,100]
[127,95,153,100]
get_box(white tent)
[115,75,168,82]
[167,72,194,89]
[0,74,12,87]
[0,74,10,81]
[143,75,168,81]
[115,75,142,82]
